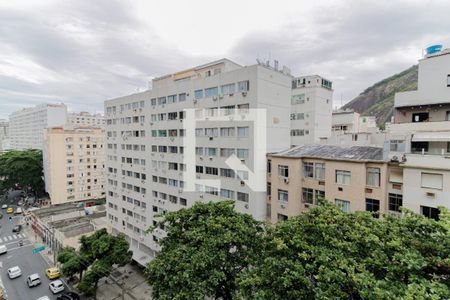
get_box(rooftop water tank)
[425,45,443,55]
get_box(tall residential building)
[387,46,450,219]
[290,75,333,146]
[105,59,292,265]
[9,103,68,150]
[267,145,389,223]
[43,126,106,205]
[0,120,9,152]
[68,112,105,127]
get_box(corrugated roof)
[271,144,386,162]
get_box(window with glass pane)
[238,80,250,92]
[336,170,351,184]
[390,140,405,152]
[220,168,235,178]
[388,193,403,212]
[205,87,219,97]
[278,189,288,202]
[158,97,166,105]
[365,198,380,217]
[195,147,204,155]
[315,190,325,203]
[220,148,235,157]
[367,167,380,187]
[421,205,440,220]
[237,127,249,137]
[302,188,314,204]
[278,165,289,177]
[237,170,249,180]
[335,199,350,213]
[194,89,203,99]
[195,128,204,137]
[167,95,177,104]
[267,182,271,195]
[267,160,272,173]
[237,192,249,202]
[315,163,325,180]
[220,189,235,199]
[303,162,314,178]
[178,93,186,102]
[205,128,218,137]
[236,149,249,159]
[221,83,235,94]
[206,147,217,156]
[220,127,235,137]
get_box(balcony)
[389,121,450,134]
[394,90,447,108]
[399,153,450,169]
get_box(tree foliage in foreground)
[58,229,132,299]
[0,149,45,195]
[146,201,267,300]
[146,201,450,300]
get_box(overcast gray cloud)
[0,0,449,118]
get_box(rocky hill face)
[342,65,418,125]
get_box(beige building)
[43,126,106,205]
[267,145,389,222]
[68,111,105,127]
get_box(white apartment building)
[290,75,333,146]
[9,103,68,150]
[68,111,105,127]
[105,59,292,265]
[43,126,106,205]
[0,120,9,152]
[387,46,450,219]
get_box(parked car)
[49,280,65,294]
[45,267,61,279]
[56,292,80,300]
[1,204,7,209]
[7,266,22,279]
[36,297,50,300]
[12,225,22,233]
[14,207,22,215]
[6,207,13,214]
[0,245,7,255]
[27,273,41,287]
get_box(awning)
[412,131,450,142]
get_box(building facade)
[43,126,105,205]
[267,145,390,223]
[68,112,105,127]
[105,59,293,265]
[387,47,450,219]
[0,120,9,152]
[9,103,67,150]
[290,75,333,146]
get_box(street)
[0,190,63,300]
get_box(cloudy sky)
[0,0,449,119]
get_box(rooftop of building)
[270,144,386,162]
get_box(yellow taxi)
[45,267,61,279]
[6,208,13,214]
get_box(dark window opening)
[412,112,429,123]
[421,206,440,221]
[411,141,429,153]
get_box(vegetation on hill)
[146,201,450,300]
[342,65,418,125]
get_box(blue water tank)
[426,45,443,55]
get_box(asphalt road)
[0,191,64,300]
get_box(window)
[179,93,187,102]
[303,162,314,178]
[206,147,217,156]
[411,141,429,153]
[302,188,314,204]
[336,170,351,185]
[205,87,218,98]
[390,140,405,152]
[158,97,166,105]
[220,189,235,199]
[421,206,440,220]
[278,165,289,178]
[388,193,403,212]
[236,149,249,159]
[267,182,271,195]
[237,127,249,137]
[194,89,203,99]
[205,167,218,175]
[412,112,429,122]
[195,128,204,137]
[237,192,249,203]
[267,160,272,173]
[335,199,350,213]
[421,172,443,190]
[367,168,380,187]
[220,127,235,137]
[315,190,325,203]
[290,129,304,136]
[205,128,219,137]
[236,170,249,180]
[196,166,204,173]
[220,168,235,178]
[365,198,380,217]
[278,189,288,202]
[277,214,288,221]
[238,80,250,92]
[220,148,235,157]
[167,95,177,104]
[315,163,325,180]
[221,83,235,95]
[291,94,305,104]
[447,75,450,87]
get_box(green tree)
[0,149,45,196]
[145,201,267,300]
[57,247,92,281]
[239,203,450,300]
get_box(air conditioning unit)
[244,204,249,209]
[240,159,245,163]
[426,192,435,198]
[209,156,213,161]
[200,156,203,160]
[219,94,224,99]
[170,137,175,142]
[242,91,247,97]
[304,203,310,208]
[150,122,154,126]
[229,93,234,97]
[209,136,214,141]
[240,181,245,186]
[213,96,218,101]
[196,174,201,179]
[391,156,399,162]
[178,189,183,194]
[199,194,204,199]
[193,99,198,104]
[283,178,289,184]
[280,204,286,209]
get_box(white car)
[7,266,22,279]
[27,273,41,287]
[36,297,50,300]
[1,204,7,209]
[49,279,65,294]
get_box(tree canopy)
[0,149,45,196]
[146,201,450,300]
[146,200,267,300]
